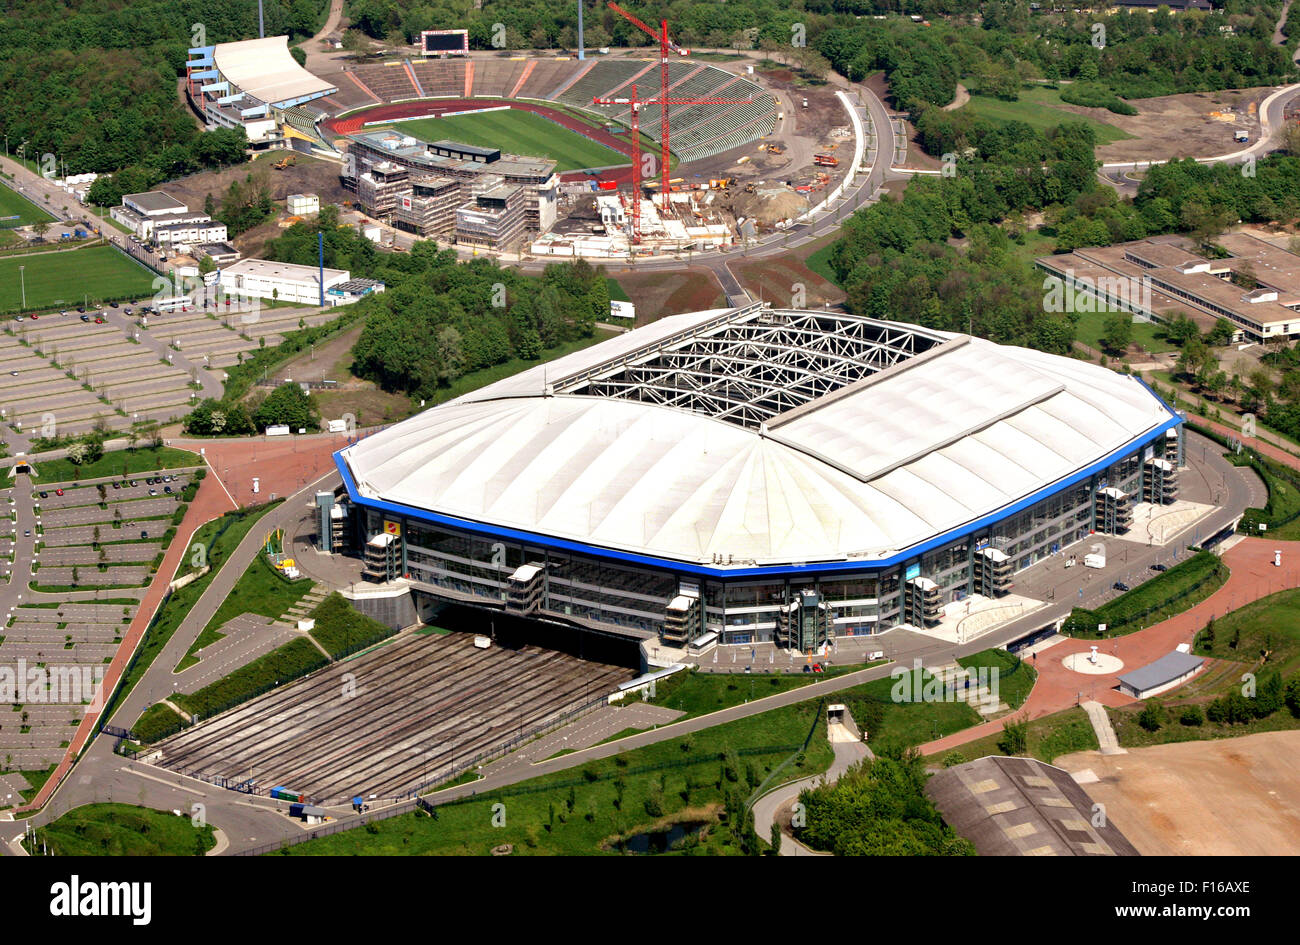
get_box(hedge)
[308,592,397,658]
[1062,550,1226,636]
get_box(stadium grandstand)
[186,36,339,154]
[332,303,1184,651]
[307,56,778,165]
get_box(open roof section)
[551,304,951,430]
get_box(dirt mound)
[731,188,808,226]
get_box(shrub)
[1137,700,1164,732]
[1179,705,1204,727]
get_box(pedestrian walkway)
[919,537,1300,756]
[1081,700,1125,755]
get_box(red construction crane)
[606,1,720,210]
[595,84,754,243]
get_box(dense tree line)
[796,751,974,856]
[815,7,1294,117]
[259,208,608,399]
[0,0,323,180]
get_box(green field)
[0,180,55,227]
[0,244,156,313]
[25,803,215,855]
[959,87,1133,145]
[377,109,624,171]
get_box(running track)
[322,100,635,183]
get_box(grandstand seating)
[514,59,582,99]
[316,57,779,162]
[470,58,529,98]
[410,59,468,97]
[352,61,421,101]
[553,59,652,108]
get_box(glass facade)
[359,435,1168,646]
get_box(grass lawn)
[105,503,280,722]
[606,277,630,302]
[377,109,623,171]
[32,446,198,484]
[26,803,215,855]
[833,669,983,752]
[0,180,55,226]
[956,648,1037,710]
[645,664,873,719]
[1227,449,1300,540]
[1062,550,1228,638]
[279,693,834,855]
[0,243,156,313]
[936,707,1100,766]
[176,553,314,671]
[1069,299,1175,356]
[959,86,1132,145]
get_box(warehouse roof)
[339,304,1177,569]
[926,757,1140,856]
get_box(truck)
[813,153,839,167]
[1234,129,1249,143]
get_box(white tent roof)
[341,311,1173,568]
[213,36,336,106]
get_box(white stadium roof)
[213,36,336,106]
[340,306,1176,569]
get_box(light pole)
[18,265,25,310]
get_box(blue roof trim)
[335,380,1183,580]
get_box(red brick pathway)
[920,537,1300,756]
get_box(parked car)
[164,485,172,493]
[38,491,47,498]
[23,529,30,538]
[112,481,120,489]
[76,307,85,313]
[108,301,118,308]
[79,314,90,322]
[148,488,157,496]
[94,316,105,324]
[55,488,64,496]
[1112,580,1130,592]
[129,479,138,487]
[8,370,16,376]
[1151,563,1168,572]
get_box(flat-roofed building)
[1037,234,1300,343]
[218,257,350,306]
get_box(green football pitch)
[0,180,56,227]
[0,244,157,313]
[378,109,624,171]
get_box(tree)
[997,717,1028,755]
[252,383,320,432]
[769,822,782,855]
[1099,313,1133,356]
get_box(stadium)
[332,302,1184,651]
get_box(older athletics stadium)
[331,302,1183,651]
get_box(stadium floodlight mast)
[577,0,584,60]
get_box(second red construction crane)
[595,84,754,243]
[604,1,753,217]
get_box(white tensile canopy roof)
[341,309,1173,568]
[213,36,336,106]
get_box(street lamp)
[18,265,25,309]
